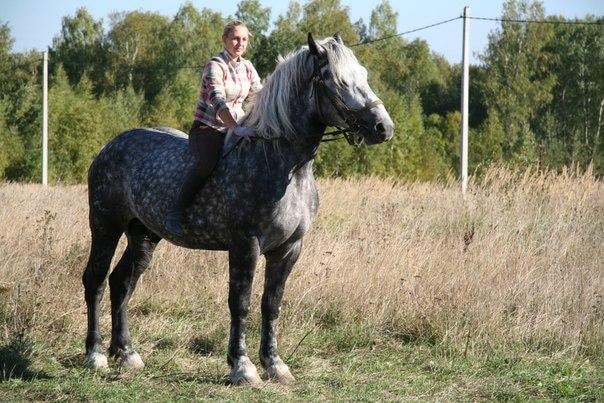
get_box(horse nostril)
[375,123,385,133]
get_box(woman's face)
[223,25,249,60]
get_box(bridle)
[311,57,383,146]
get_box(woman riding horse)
[165,20,262,236]
[82,32,394,385]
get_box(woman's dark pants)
[165,124,224,235]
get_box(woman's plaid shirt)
[193,50,262,132]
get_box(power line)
[351,16,462,47]
[468,16,604,25]
[351,14,603,48]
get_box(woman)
[166,20,262,236]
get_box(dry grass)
[0,166,602,372]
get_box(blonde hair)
[222,20,251,40]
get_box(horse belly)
[184,201,230,249]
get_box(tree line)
[0,0,602,183]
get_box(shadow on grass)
[146,371,228,386]
[56,353,84,369]
[189,335,221,356]
[0,341,51,382]
[57,351,227,386]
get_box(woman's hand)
[217,108,238,129]
[233,126,256,138]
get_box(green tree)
[159,3,223,76]
[369,0,397,39]
[143,69,198,131]
[538,16,604,172]
[106,11,170,99]
[298,0,358,43]
[470,111,505,173]
[51,8,105,89]
[0,98,24,179]
[480,0,555,164]
[0,22,13,95]
[0,23,23,179]
[421,63,487,129]
[153,2,223,125]
[47,68,118,182]
[99,85,145,142]
[255,2,305,76]
[354,18,368,43]
[236,0,271,36]
[2,50,43,181]
[256,0,360,78]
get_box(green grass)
[1,325,601,401]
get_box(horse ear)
[334,32,343,45]
[307,32,326,58]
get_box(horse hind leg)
[108,219,160,369]
[83,222,122,371]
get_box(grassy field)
[1,167,602,400]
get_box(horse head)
[307,33,395,145]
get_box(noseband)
[312,58,383,146]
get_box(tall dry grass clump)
[297,167,603,357]
[0,166,602,366]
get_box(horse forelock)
[244,37,359,141]
[321,38,360,86]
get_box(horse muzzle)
[358,109,395,145]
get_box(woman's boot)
[164,168,206,237]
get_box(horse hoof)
[228,356,262,386]
[120,352,145,370]
[84,352,109,371]
[266,359,295,384]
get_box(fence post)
[42,50,48,186]
[460,6,470,194]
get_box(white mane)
[243,37,360,141]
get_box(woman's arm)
[205,60,238,128]
[217,108,238,129]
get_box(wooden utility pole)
[42,50,48,186]
[460,6,470,194]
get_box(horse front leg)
[259,240,302,384]
[227,239,261,385]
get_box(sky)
[1,0,602,64]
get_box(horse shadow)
[0,342,51,382]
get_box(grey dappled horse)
[82,33,394,385]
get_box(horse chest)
[255,182,318,252]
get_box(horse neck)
[243,80,326,173]
[281,89,326,166]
